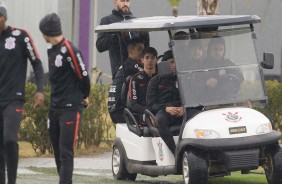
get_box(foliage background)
[20,80,282,155]
[20,82,114,154]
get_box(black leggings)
[48,109,82,184]
[0,101,23,184]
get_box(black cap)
[39,13,62,37]
[173,31,189,40]
[161,50,174,61]
[141,47,158,58]
[0,1,7,19]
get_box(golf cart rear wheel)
[112,145,137,181]
[182,151,208,184]
[264,145,282,184]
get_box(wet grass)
[19,141,112,158]
[17,168,267,184]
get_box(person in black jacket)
[197,36,244,102]
[39,13,90,184]
[147,50,183,155]
[108,38,144,123]
[0,2,44,183]
[128,47,158,123]
[96,0,149,78]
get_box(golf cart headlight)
[256,123,272,134]
[194,129,220,139]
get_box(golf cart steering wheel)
[217,73,241,99]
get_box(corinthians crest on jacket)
[5,37,16,50]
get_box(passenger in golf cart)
[188,36,245,105]
[147,50,202,154]
[127,47,158,124]
[108,37,144,124]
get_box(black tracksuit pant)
[155,110,182,155]
[0,101,23,184]
[48,109,82,184]
[155,108,201,155]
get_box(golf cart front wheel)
[264,144,282,184]
[182,150,208,184]
[112,145,137,181]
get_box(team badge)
[157,141,164,161]
[5,37,16,50]
[222,112,242,123]
[137,74,144,79]
[12,30,21,36]
[55,54,63,67]
[61,46,67,54]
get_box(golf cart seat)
[144,109,182,137]
[121,76,150,137]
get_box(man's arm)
[23,30,44,106]
[65,41,91,101]
[141,32,150,48]
[146,76,163,114]
[128,75,146,114]
[96,17,118,53]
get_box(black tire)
[112,145,137,181]
[182,151,208,184]
[263,144,282,184]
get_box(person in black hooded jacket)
[96,0,149,78]
[108,38,144,124]
[194,36,244,103]
[146,51,183,155]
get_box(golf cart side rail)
[95,15,260,33]
[177,131,281,151]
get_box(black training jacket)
[128,71,156,114]
[108,58,143,113]
[146,73,181,114]
[48,38,90,111]
[0,26,44,102]
[96,9,149,77]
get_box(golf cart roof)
[95,15,260,33]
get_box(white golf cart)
[95,15,282,184]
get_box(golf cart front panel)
[182,107,272,139]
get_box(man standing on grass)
[39,13,90,184]
[0,1,44,183]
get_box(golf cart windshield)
[172,27,267,107]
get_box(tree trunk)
[197,0,220,15]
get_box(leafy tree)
[265,80,282,132]
[20,82,115,154]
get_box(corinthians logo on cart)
[157,141,164,161]
[222,112,242,123]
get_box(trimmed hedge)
[20,82,114,154]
